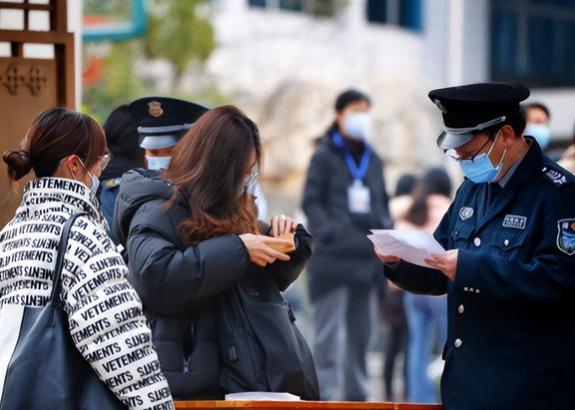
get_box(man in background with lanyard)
[302,89,393,401]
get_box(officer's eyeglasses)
[445,132,498,163]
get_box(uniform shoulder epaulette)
[541,162,575,188]
[105,178,122,188]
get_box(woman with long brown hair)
[114,105,316,399]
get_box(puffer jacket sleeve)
[61,216,174,410]
[253,223,313,291]
[126,201,250,316]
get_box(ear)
[500,124,516,148]
[63,155,82,176]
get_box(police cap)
[128,97,209,150]
[428,82,530,150]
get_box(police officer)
[377,82,575,410]
[131,97,209,170]
[99,97,207,243]
[100,97,207,220]
[111,97,208,247]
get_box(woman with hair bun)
[0,108,173,409]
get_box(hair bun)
[3,150,32,181]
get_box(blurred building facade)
[198,0,575,214]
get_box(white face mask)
[343,112,371,141]
[240,168,259,197]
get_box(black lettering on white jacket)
[0,178,174,410]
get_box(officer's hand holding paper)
[368,229,446,268]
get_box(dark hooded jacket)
[113,169,312,399]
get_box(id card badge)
[348,179,371,213]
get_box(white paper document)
[368,229,446,268]
[225,392,301,401]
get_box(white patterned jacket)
[0,178,173,410]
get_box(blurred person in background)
[0,108,172,409]
[559,124,575,174]
[114,105,316,399]
[302,89,393,401]
[389,173,419,221]
[400,168,451,403]
[524,102,551,151]
[99,104,145,240]
[380,174,418,401]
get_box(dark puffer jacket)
[113,169,312,399]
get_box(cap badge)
[148,101,164,117]
[433,99,448,114]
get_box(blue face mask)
[525,123,551,150]
[74,157,100,195]
[88,172,100,195]
[458,132,507,184]
[343,112,371,141]
[146,155,171,171]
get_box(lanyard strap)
[332,132,371,181]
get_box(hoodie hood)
[113,168,173,247]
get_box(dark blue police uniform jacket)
[98,177,121,243]
[386,138,575,410]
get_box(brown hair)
[2,107,106,181]
[164,105,262,246]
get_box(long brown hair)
[2,108,106,181]
[164,105,262,246]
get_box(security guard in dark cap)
[377,82,575,410]
[129,96,209,170]
[111,97,208,248]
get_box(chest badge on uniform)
[503,214,527,230]
[459,207,474,221]
[557,218,575,256]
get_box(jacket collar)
[475,137,542,231]
[501,136,542,191]
[20,177,105,226]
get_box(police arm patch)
[557,218,575,256]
